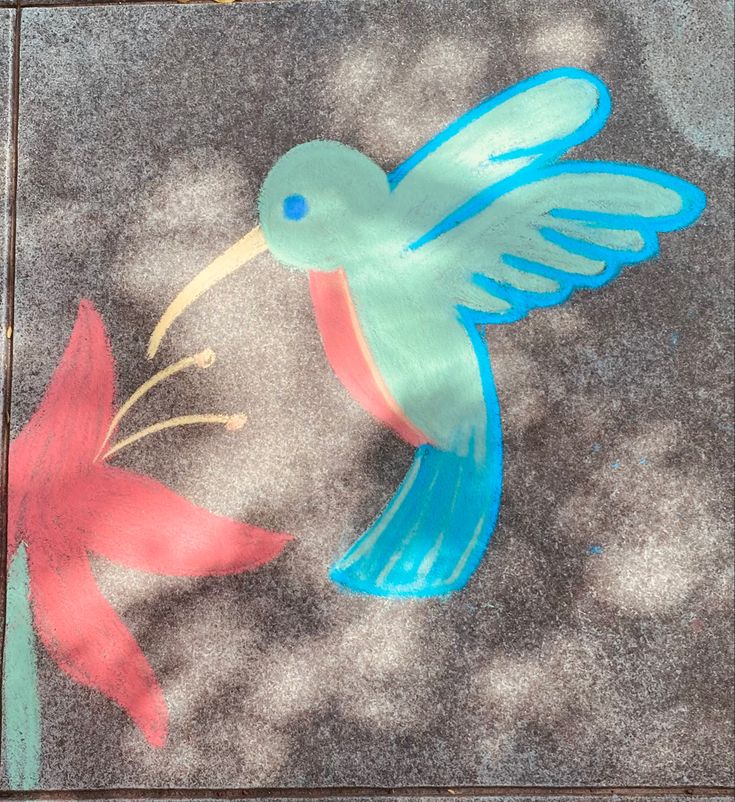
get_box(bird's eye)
[282,194,309,221]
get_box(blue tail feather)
[329,442,502,598]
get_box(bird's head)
[259,140,389,271]
[147,140,389,357]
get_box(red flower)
[8,301,291,748]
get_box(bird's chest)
[308,268,429,447]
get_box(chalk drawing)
[149,67,705,600]
[3,301,291,785]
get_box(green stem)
[2,544,41,788]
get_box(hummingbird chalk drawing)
[148,68,705,599]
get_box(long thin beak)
[147,225,267,359]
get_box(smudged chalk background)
[2,0,734,790]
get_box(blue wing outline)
[457,161,707,325]
[389,66,611,189]
[385,67,706,325]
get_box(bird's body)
[310,257,489,455]
[151,67,706,598]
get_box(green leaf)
[2,544,41,788]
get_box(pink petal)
[12,300,115,475]
[81,465,292,576]
[27,533,168,748]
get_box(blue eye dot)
[283,194,309,221]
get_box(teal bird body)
[262,141,493,455]
[152,68,705,598]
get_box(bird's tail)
[329,440,502,598]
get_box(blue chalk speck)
[611,461,621,470]
[588,545,604,555]
[639,457,648,465]
[670,332,680,346]
[283,194,309,221]
[591,443,602,453]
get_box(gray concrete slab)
[4,0,734,791]
[0,10,12,330]
[0,11,13,479]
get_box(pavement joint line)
[0,787,734,800]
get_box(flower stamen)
[100,413,247,462]
[97,348,216,456]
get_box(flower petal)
[26,534,168,748]
[12,300,115,474]
[81,465,292,576]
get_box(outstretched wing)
[389,67,611,236]
[416,162,706,322]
